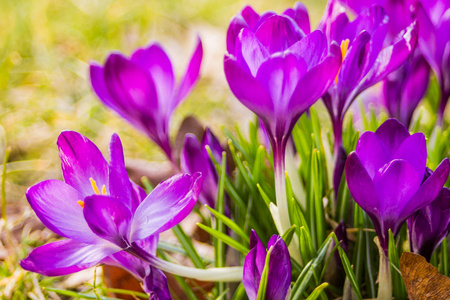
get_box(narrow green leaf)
[44,288,120,300]
[231,283,247,300]
[140,176,153,193]
[305,283,329,300]
[215,151,227,295]
[442,237,448,276]
[172,225,205,269]
[281,224,297,247]
[257,183,272,207]
[333,236,363,300]
[205,205,250,244]
[256,248,271,300]
[252,145,265,184]
[197,223,249,254]
[388,229,407,300]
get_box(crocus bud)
[243,230,291,300]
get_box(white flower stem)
[375,237,392,300]
[128,244,243,282]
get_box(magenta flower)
[382,54,430,128]
[224,5,341,233]
[319,0,418,147]
[413,2,450,123]
[90,39,203,164]
[226,2,310,56]
[243,230,291,300]
[180,128,223,207]
[345,119,450,252]
[408,172,450,261]
[20,131,202,279]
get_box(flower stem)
[375,237,392,300]
[128,244,243,282]
[273,143,291,234]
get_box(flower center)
[335,39,349,83]
[77,178,107,208]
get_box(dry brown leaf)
[400,252,450,300]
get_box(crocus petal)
[373,159,422,219]
[130,173,202,242]
[181,134,216,206]
[283,2,310,34]
[241,5,261,29]
[90,64,121,113]
[131,181,148,211]
[57,131,109,199]
[402,158,450,220]
[374,118,410,155]
[355,132,390,179]
[173,37,203,108]
[255,15,303,54]
[289,51,341,117]
[337,31,371,106]
[266,236,291,300]
[393,133,427,176]
[108,133,133,209]
[84,195,133,248]
[104,53,159,115]
[143,266,172,300]
[131,43,175,109]
[255,54,307,116]
[224,56,274,118]
[243,230,267,300]
[413,2,439,73]
[356,22,418,96]
[238,28,270,76]
[26,180,98,243]
[345,152,380,216]
[287,30,328,69]
[20,239,119,276]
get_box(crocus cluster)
[319,0,418,147]
[243,230,291,300]
[90,39,203,165]
[345,119,450,251]
[20,131,202,297]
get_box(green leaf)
[172,225,205,269]
[333,236,363,300]
[215,151,227,295]
[388,229,407,300]
[205,204,250,244]
[44,288,120,300]
[197,223,248,254]
[281,224,297,247]
[256,247,272,300]
[305,283,329,300]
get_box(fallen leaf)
[400,252,450,300]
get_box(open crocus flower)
[345,119,450,252]
[243,230,291,300]
[226,2,310,56]
[413,2,450,123]
[224,7,341,233]
[319,0,418,147]
[20,131,202,281]
[90,38,203,164]
[408,173,450,261]
[180,128,223,207]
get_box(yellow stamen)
[77,200,85,209]
[335,39,350,83]
[101,185,107,195]
[90,177,100,195]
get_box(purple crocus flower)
[382,54,430,128]
[319,0,418,147]
[226,2,310,56]
[243,230,291,300]
[90,39,203,165]
[345,119,450,252]
[180,128,223,207]
[408,172,450,261]
[412,2,450,123]
[20,131,202,282]
[224,6,341,232]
